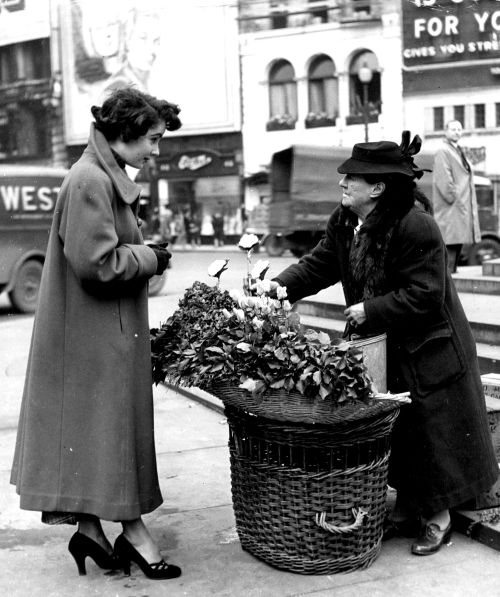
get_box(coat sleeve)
[362,211,446,335]
[433,148,457,205]
[58,167,157,284]
[273,211,342,303]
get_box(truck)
[0,164,167,313]
[0,164,67,312]
[255,144,500,264]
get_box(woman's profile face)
[339,174,379,220]
[117,121,166,169]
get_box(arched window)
[306,55,338,128]
[347,51,381,124]
[267,60,297,131]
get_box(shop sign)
[157,150,239,178]
[402,0,500,70]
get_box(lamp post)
[358,63,373,142]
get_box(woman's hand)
[344,302,367,327]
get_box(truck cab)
[0,164,67,312]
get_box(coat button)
[137,218,143,227]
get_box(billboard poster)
[60,0,240,145]
[402,0,500,70]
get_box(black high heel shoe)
[114,533,181,580]
[68,532,122,576]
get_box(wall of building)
[239,3,403,176]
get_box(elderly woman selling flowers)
[270,131,498,556]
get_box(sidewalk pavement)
[2,379,500,597]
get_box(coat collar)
[86,124,142,205]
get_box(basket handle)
[315,508,368,534]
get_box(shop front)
[149,134,244,247]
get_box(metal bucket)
[349,333,387,393]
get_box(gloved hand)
[147,244,172,275]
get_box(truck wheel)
[467,239,500,265]
[148,272,167,296]
[9,260,43,313]
[264,235,285,257]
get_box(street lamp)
[358,62,373,142]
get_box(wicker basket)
[218,392,400,575]
[209,382,398,425]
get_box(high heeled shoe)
[382,516,422,541]
[68,532,122,576]
[114,533,181,580]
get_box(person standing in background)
[432,120,481,273]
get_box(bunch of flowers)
[150,251,375,407]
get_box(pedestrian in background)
[11,87,182,580]
[270,132,498,556]
[432,120,481,273]
[212,204,225,247]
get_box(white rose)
[236,341,252,352]
[251,259,270,280]
[232,307,246,322]
[276,285,288,299]
[239,378,258,392]
[238,233,260,251]
[282,300,292,312]
[255,279,272,295]
[207,259,229,278]
[251,316,264,329]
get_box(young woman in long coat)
[273,133,498,556]
[11,88,182,580]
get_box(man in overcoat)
[432,120,481,273]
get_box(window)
[433,106,444,131]
[453,105,465,126]
[1,102,50,159]
[474,104,485,129]
[0,39,50,84]
[347,51,381,124]
[496,103,500,127]
[267,60,297,131]
[308,1,328,23]
[306,55,338,128]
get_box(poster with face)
[60,0,240,144]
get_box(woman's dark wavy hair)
[91,87,182,142]
[359,172,433,234]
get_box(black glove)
[148,244,171,275]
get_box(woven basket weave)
[209,382,398,425]
[222,397,400,575]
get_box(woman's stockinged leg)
[120,517,161,563]
[77,514,113,554]
[114,517,182,579]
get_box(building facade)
[238,0,403,178]
[0,0,65,167]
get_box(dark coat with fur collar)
[276,204,498,514]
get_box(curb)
[162,382,225,415]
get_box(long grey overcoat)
[432,140,481,245]
[11,125,163,521]
[276,204,498,514]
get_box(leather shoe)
[383,516,421,541]
[411,521,452,555]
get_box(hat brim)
[337,157,416,177]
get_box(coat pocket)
[402,321,466,396]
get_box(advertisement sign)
[60,0,240,145]
[402,0,500,70]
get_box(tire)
[148,272,167,296]
[264,235,285,257]
[467,239,500,265]
[9,259,43,313]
